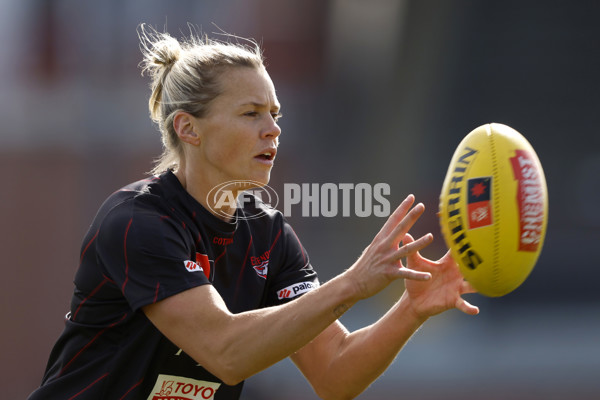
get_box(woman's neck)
[174,166,242,222]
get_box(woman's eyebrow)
[239,101,280,110]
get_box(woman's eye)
[243,111,282,121]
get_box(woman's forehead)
[217,67,279,108]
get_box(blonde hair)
[138,24,265,174]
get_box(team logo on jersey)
[277,281,320,300]
[183,253,211,280]
[148,374,221,400]
[250,249,270,279]
[252,260,269,279]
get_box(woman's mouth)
[255,149,277,164]
[256,152,274,161]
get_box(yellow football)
[439,123,548,297]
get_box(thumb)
[402,233,419,265]
[402,232,415,245]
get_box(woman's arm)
[143,195,432,386]
[291,235,479,400]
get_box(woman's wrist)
[397,291,429,326]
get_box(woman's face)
[193,66,282,189]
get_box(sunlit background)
[2,0,599,398]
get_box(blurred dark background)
[1,0,599,398]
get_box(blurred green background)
[1,0,599,398]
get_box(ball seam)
[488,125,502,294]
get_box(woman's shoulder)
[92,175,177,232]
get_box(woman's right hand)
[344,194,433,301]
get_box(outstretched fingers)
[458,275,479,315]
[456,297,480,315]
[395,267,432,282]
[387,202,426,248]
[369,195,437,282]
[396,233,433,260]
[393,233,433,281]
[374,195,416,243]
[400,232,435,271]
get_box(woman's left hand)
[401,234,480,320]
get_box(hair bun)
[138,24,182,76]
[151,36,181,68]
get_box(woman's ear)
[173,111,200,146]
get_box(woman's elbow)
[192,347,252,387]
[313,380,365,400]
[197,356,247,387]
[215,368,245,387]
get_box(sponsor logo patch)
[467,177,493,229]
[510,150,545,252]
[183,260,203,273]
[277,281,320,300]
[147,374,221,400]
[183,253,211,280]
